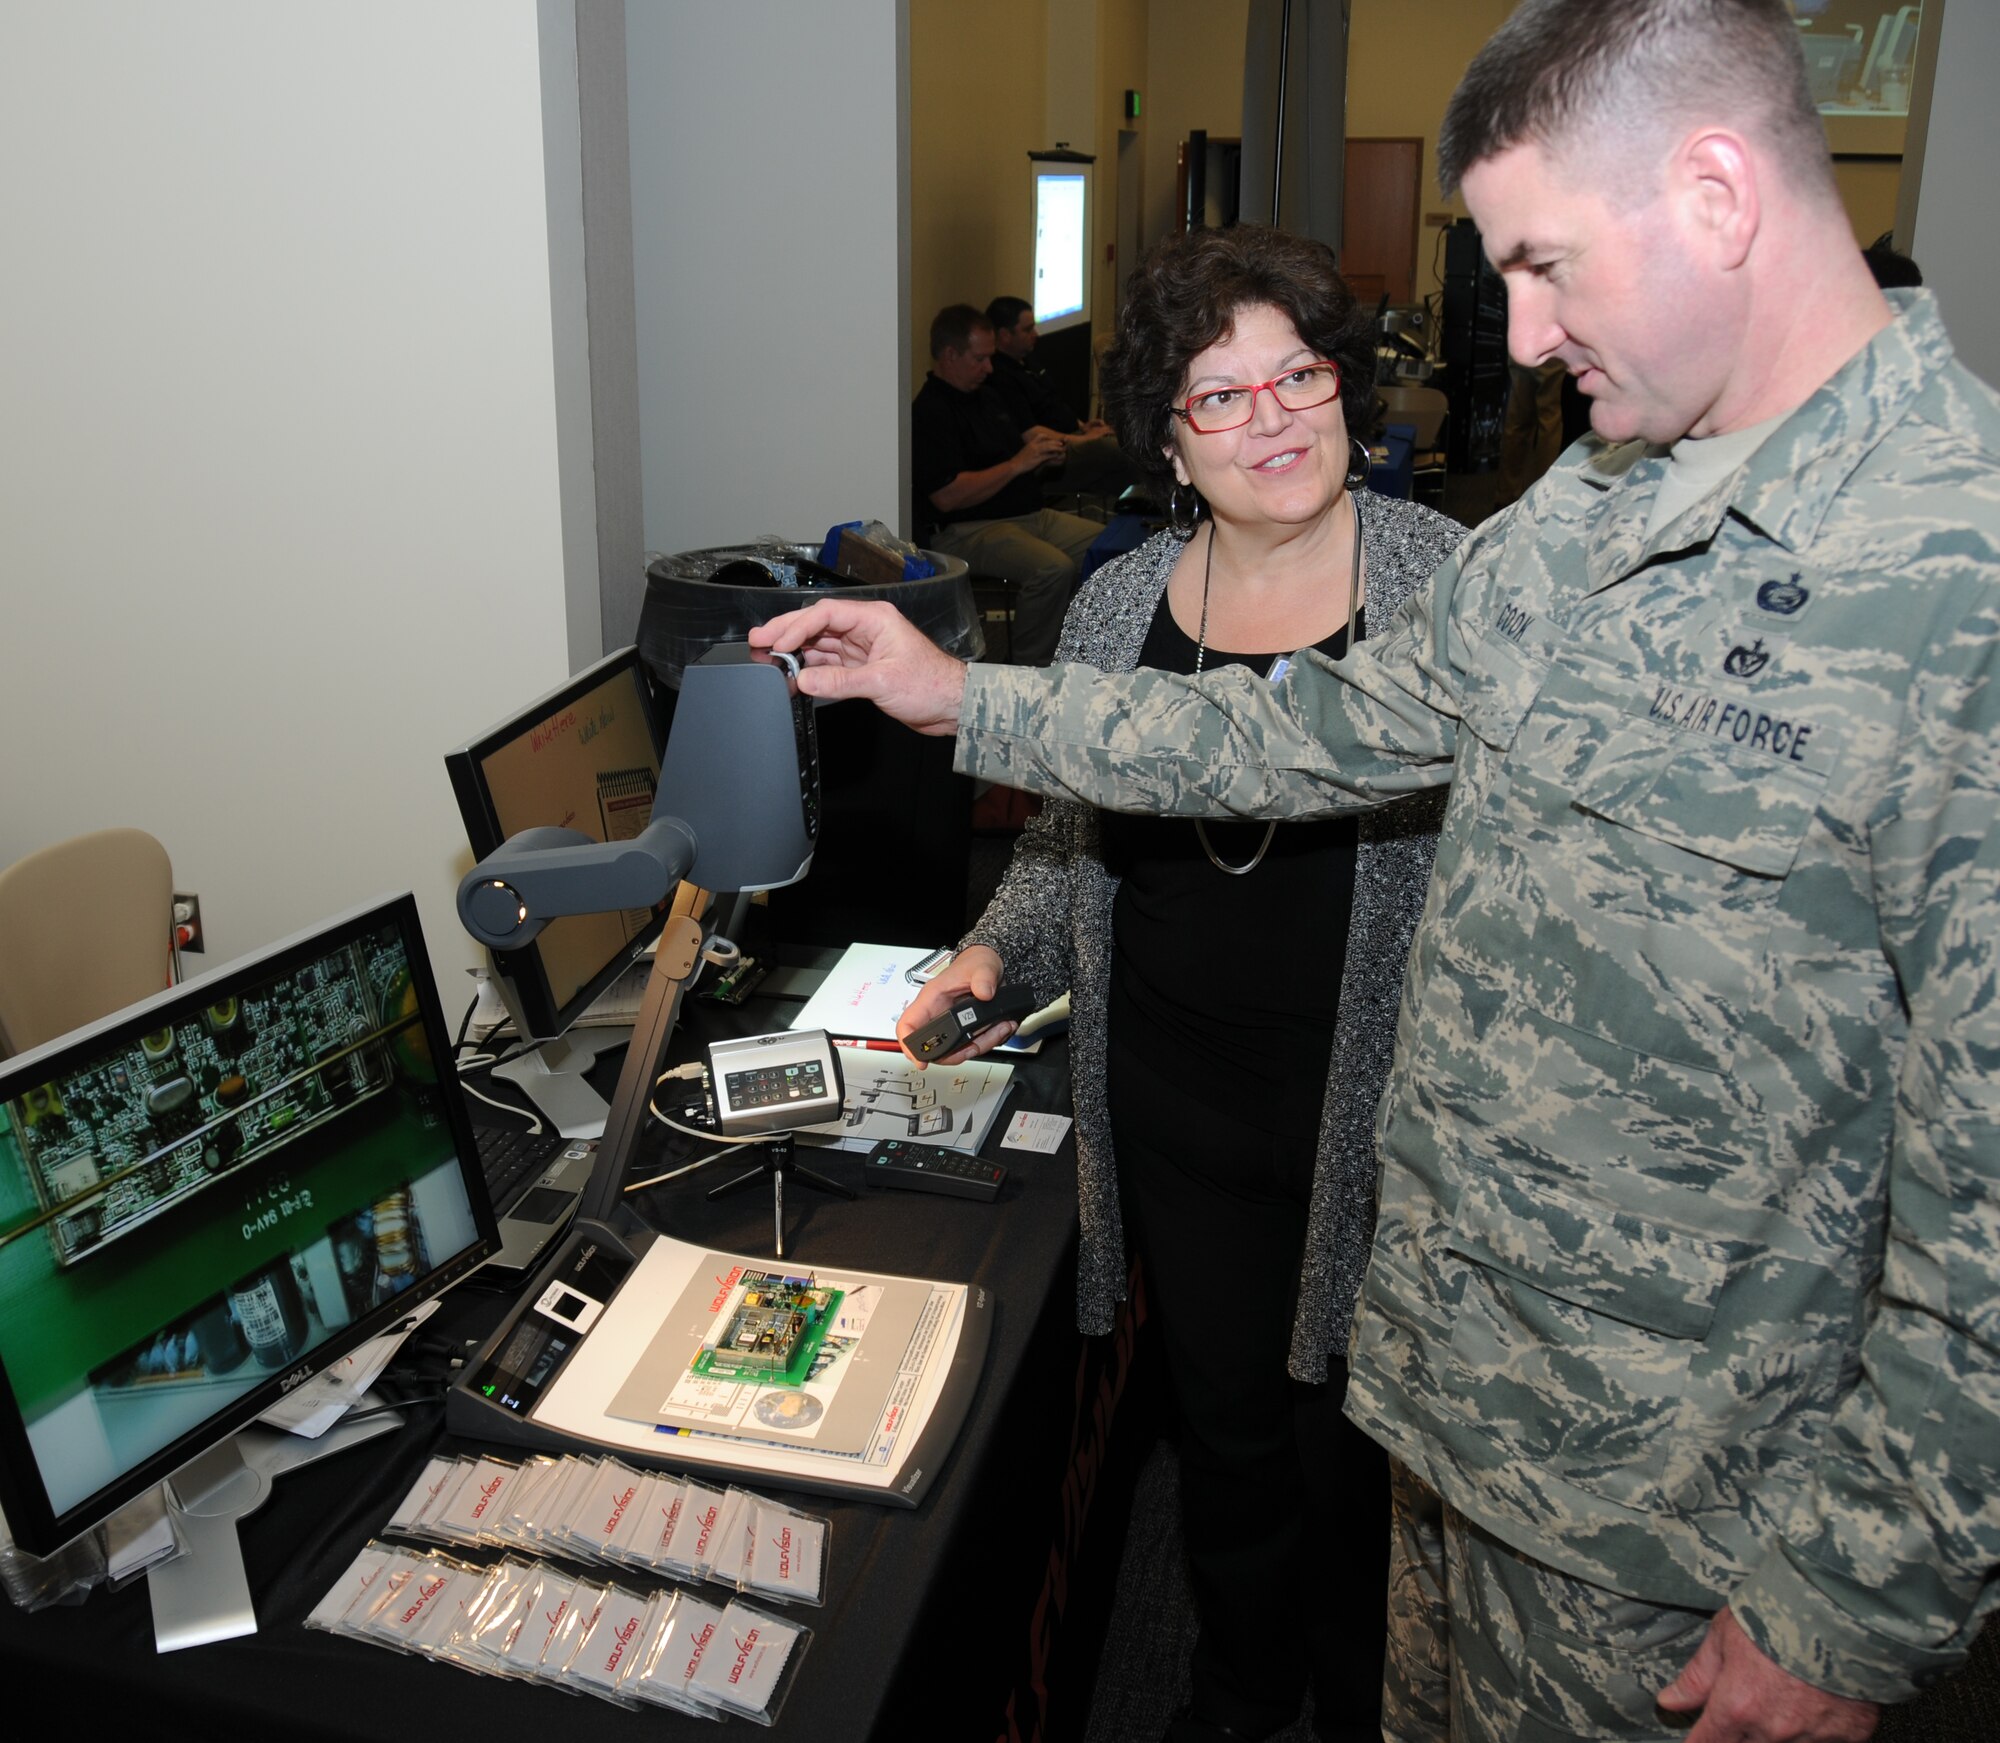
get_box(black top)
[987,351,1081,436]
[1104,591,1362,1139]
[911,373,1042,538]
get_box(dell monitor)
[444,647,676,1137]
[0,893,497,1645]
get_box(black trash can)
[635,544,982,950]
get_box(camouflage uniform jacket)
[950,293,2000,1702]
[960,499,1460,1376]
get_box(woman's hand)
[895,946,1013,1066]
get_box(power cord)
[627,1059,775,1192]
[457,1075,544,1134]
[450,991,546,1132]
[337,1393,448,1428]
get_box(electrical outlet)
[172,892,205,954]
[1425,211,1454,228]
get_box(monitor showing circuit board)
[0,894,497,1555]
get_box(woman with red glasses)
[904,224,1464,1742]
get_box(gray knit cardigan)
[962,492,1463,1378]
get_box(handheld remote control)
[864,1140,1007,1202]
[904,984,1038,1061]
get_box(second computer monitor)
[444,648,674,1134]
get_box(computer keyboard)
[475,1124,568,1217]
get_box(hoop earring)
[1345,437,1372,492]
[1167,482,1204,542]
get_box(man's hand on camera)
[750,600,969,736]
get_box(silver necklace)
[1192,493,1363,877]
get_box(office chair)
[0,827,175,1056]
[1378,383,1449,510]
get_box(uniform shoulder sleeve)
[1733,563,2000,1700]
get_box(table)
[0,953,1164,1742]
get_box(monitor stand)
[491,1030,628,1138]
[146,1411,401,1652]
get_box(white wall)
[1908,0,2000,389]
[0,3,572,1008]
[627,1,909,557]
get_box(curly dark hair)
[1099,224,1379,503]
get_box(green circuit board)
[3,936,413,1266]
[690,1271,844,1388]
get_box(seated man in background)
[912,303,1102,664]
[984,294,1145,504]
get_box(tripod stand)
[707,1130,855,1258]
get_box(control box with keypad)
[706,1028,845,1137]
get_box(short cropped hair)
[929,304,992,359]
[1437,0,1835,207]
[984,295,1034,334]
[1099,225,1377,501]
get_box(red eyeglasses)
[1170,361,1341,433]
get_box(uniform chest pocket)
[1524,718,1828,1072]
[1568,725,1825,876]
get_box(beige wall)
[908,0,1047,378]
[1347,0,1901,288]
[1832,157,1901,249]
[1095,0,1149,337]
[1142,0,1250,252]
[1348,0,1515,301]
[908,0,1150,406]
[912,0,1906,380]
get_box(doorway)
[1341,137,1423,305]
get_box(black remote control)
[864,1140,1007,1202]
[904,984,1038,1061]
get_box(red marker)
[829,1035,906,1054]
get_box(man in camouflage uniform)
[755,3,2000,1738]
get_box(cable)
[477,1034,543,1071]
[459,1078,544,1134]
[701,932,742,970]
[648,1106,788,1146]
[639,1055,786,1179]
[338,1393,447,1427]
[625,1147,743,1192]
[644,1061,720,1137]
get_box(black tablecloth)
[0,965,1163,1742]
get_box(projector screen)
[1031,164,1089,334]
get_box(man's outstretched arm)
[753,581,1464,822]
